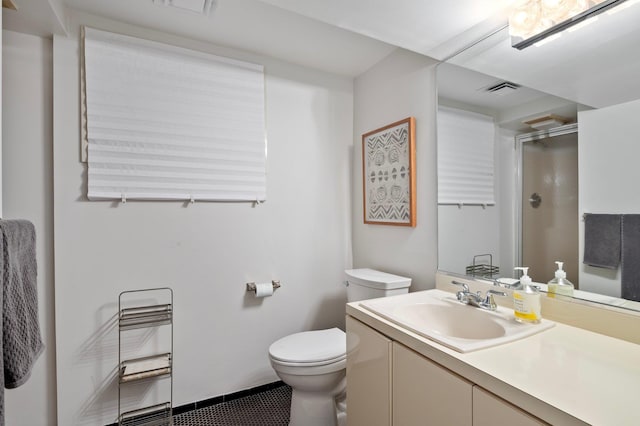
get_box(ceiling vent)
[153,0,217,16]
[484,81,520,96]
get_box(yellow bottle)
[513,267,541,324]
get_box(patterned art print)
[362,117,416,226]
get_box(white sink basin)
[360,289,554,353]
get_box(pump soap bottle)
[547,261,574,298]
[513,267,541,324]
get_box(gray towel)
[0,220,43,426]
[622,215,640,302]
[583,214,622,269]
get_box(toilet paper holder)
[246,280,281,293]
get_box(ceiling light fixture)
[509,0,629,50]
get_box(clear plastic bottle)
[547,261,574,298]
[513,267,541,324]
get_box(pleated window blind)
[82,27,266,202]
[437,106,495,205]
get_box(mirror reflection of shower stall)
[518,125,579,287]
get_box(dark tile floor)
[173,385,291,426]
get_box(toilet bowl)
[269,328,346,426]
[268,269,411,426]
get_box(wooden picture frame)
[362,117,416,226]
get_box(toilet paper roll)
[255,282,274,298]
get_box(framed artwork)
[362,117,416,226]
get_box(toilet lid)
[269,328,346,364]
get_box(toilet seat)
[271,353,345,368]
[269,328,346,366]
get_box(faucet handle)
[483,289,507,310]
[451,280,470,292]
[452,281,471,303]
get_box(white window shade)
[437,106,495,205]
[83,27,266,202]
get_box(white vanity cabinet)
[473,386,547,426]
[392,342,472,425]
[346,316,549,426]
[346,316,392,426]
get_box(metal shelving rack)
[118,288,173,426]
[465,254,500,279]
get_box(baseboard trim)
[173,381,286,415]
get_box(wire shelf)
[465,254,500,279]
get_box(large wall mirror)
[437,2,640,313]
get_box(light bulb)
[509,0,542,38]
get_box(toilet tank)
[345,268,411,302]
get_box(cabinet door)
[346,316,392,426]
[473,386,549,426]
[392,343,472,426]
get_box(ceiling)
[253,0,640,109]
[446,2,640,109]
[437,62,579,132]
[3,0,510,76]
[3,0,399,77]
[4,0,640,109]
[252,0,510,61]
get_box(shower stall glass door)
[517,125,579,287]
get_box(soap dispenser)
[513,267,541,324]
[547,261,574,298]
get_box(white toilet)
[268,268,411,426]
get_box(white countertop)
[347,293,640,426]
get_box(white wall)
[352,49,438,290]
[437,107,500,277]
[438,204,500,274]
[436,127,517,279]
[53,11,354,425]
[578,98,640,297]
[497,127,517,277]
[2,30,57,425]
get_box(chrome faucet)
[451,281,507,311]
